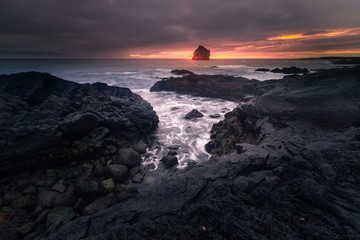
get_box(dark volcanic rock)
[160,155,178,168]
[74,180,101,198]
[209,113,221,118]
[46,207,76,235]
[207,66,360,154]
[131,142,147,154]
[171,69,195,75]
[102,164,129,183]
[47,66,360,240]
[320,57,360,64]
[255,68,270,72]
[81,194,117,216]
[184,109,204,120]
[150,72,259,102]
[0,72,158,173]
[270,66,309,74]
[117,148,141,167]
[192,45,210,60]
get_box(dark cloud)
[0,0,359,57]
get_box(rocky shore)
[0,72,159,239]
[44,66,360,239]
[150,71,258,102]
[1,66,360,239]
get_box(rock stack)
[192,45,210,60]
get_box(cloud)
[0,0,359,57]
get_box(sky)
[0,0,360,59]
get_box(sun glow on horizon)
[128,27,360,59]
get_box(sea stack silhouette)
[192,45,210,60]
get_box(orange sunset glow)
[129,27,360,59]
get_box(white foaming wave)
[104,71,137,75]
[216,64,249,69]
[136,90,238,169]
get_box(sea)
[0,58,349,170]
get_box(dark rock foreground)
[0,72,158,173]
[0,72,159,239]
[47,67,360,240]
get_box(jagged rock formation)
[0,72,160,239]
[192,45,210,60]
[150,72,258,102]
[0,72,158,173]
[270,66,309,74]
[47,67,360,239]
[207,66,360,154]
[170,69,195,76]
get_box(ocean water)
[0,58,347,169]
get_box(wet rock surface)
[0,72,158,173]
[184,109,204,120]
[171,69,195,75]
[47,66,360,240]
[270,66,309,74]
[0,72,160,239]
[150,72,259,102]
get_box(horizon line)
[0,56,359,60]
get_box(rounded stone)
[103,164,129,183]
[117,148,141,167]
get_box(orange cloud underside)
[129,27,360,59]
[129,51,192,59]
[268,27,360,40]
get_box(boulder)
[160,155,178,168]
[37,190,59,208]
[52,183,67,193]
[255,68,270,72]
[170,107,180,111]
[103,164,129,183]
[171,69,195,75]
[52,185,77,207]
[74,180,101,198]
[209,113,221,118]
[192,45,210,60]
[144,163,156,170]
[184,109,204,120]
[167,150,178,155]
[100,178,115,193]
[132,142,147,154]
[168,145,180,150]
[117,148,141,167]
